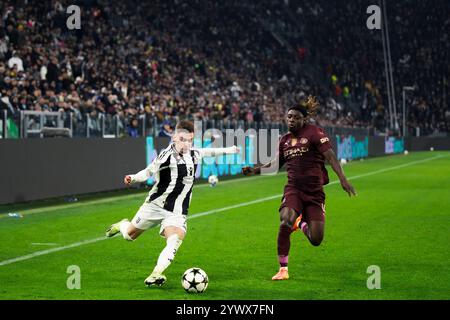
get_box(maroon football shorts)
[279,185,326,223]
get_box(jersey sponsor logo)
[300,138,308,144]
[320,137,329,144]
[284,147,309,159]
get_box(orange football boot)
[291,214,302,232]
[272,267,289,280]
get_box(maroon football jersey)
[278,124,332,192]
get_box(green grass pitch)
[0,151,449,300]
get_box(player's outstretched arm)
[123,150,171,186]
[199,145,240,157]
[124,167,151,186]
[243,138,285,176]
[323,149,357,197]
[242,147,284,176]
[242,158,279,176]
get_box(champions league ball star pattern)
[182,268,209,293]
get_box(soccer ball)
[340,158,347,165]
[208,175,219,187]
[181,267,209,293]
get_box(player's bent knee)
[279,208,297,228]
[308,221,324,246]
[164,226,186,240]
[175,230,186,240]
[309,233,324,246]
[280,220,293,229]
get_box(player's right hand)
[242,166,254,176]
[340,178,357,197]
[124,175,132,186]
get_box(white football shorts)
[131,201,187,236]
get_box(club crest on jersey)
[300,138,308,144]
[320,137,329,144]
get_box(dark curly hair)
[288,95,319,117]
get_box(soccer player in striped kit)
[106,120,239,286]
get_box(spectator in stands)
[127,118,140,138]
[0,0,447,137]
[158,121,173,138]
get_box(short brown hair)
[176,120,194,133]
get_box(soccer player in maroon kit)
[242,96,357,280]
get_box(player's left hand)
[340,178,357,197]
[242,166,254,176]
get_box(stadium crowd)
[283,0,449,136]
[0,0,448,137]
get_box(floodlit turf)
[0,151,449,300]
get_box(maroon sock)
[277,224,292,267]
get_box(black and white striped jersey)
[129,143,238,215]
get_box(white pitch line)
[342,154,444,183]
[0,237,107,266]
[0,172,282,218]
[190,154,445,218]
[0,154,445,267]
[1,152,439,218]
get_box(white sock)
[119,220,133,241]
[153,234,183,274]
